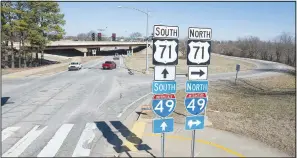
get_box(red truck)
[102,61,117,70]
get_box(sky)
[59,2,296,41]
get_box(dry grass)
[124,52,256,74]
[141,74,296,156]
[2,56,103,77]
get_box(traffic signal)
[112,33,116,41]
[98,33,102,41]
[92,33,95,41]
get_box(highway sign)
[188,66,208,80]
[153,25,179,39]
[185,80,208,93]
[188,27,212,40]
[153,39,179,65]
[187,40,211,65]
[185,115,205,130]
[152,94,176,117]
[152,81,176,94]
[154,66,176,81]
[153,117,174,133]
[184,93,208,115]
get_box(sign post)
[185,27,212,157]
[152,24,179,158]
[235,64,240,85]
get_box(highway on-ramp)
[1,54,294,157]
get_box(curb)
[116,96,152,157]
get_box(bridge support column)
[129,46,133,56]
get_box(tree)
[129,32,142,41]
[26,1,66,64]
[178,37,187,58]
[1,1,17,68]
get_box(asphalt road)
[1,54,294,157]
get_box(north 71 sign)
[187,40,211,65]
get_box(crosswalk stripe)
[2,125,47,157]
[37,124,74,157]
[72,123,97,157]
[2,127,21,142]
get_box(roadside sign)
[188,27,212,40]
[153,39,179,65]
[184,93,208,115]
[153,117,174,133]
[185,80,208,93]
[185,115,204,130]
[153,25,179,39]
[188,66,208,80]
[236,64,240,71]
[187,40,211,65]
[92,49,96,56]
[154,66,176,81]
[152,81,177,94]
[152,94,176,117]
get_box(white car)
[68,62,82,71]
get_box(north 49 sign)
[153,39,179,65]
[187,40,211,65]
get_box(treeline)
[179,32,296,67]
[1,1,65,68]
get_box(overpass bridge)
[10,41,153,57]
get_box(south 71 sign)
[152,94,176,117]
[184,93,208,115]
[153,39,179,65]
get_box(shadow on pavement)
[1,97,13,106]
[95,121,154,157]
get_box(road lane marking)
[2,125,47,157]
[117,92,152,118]
[37,124,74,157]
[2,127,21,142]
[144,133,245,157]
[123,121,147,151]
[72,123,96,157]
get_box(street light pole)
[145,9,149,74]
[118,6,150,74]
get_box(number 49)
[187,98,206,111]
[154,100,175,112]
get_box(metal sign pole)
[235,70,238,85]
[191,130,196,157]
[161,132,165,158]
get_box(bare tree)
[129,32,142,41]
[178,37,187,58]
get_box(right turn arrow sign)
[188,66,208,80]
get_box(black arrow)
[161,68,169,78]
[191,69,205,77]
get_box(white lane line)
[37,124,74,157]
[72,123,97,157]
[117,92,152,118]
[2,125,47,157]
[2,127,21,142]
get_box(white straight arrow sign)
[160,122,167,131]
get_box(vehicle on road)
[113,53,119,60]
[68,62,82,71]
[102,61,116,70]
